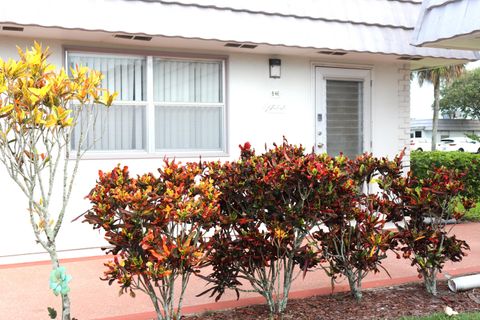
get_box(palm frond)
[413,64,466,88]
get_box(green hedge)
[411,151,480,200]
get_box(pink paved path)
[1,223,479,320]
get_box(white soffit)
[412,0,480,50]
[0,0,478,61]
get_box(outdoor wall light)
[269,58,281,79]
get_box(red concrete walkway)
[1,223,479,320]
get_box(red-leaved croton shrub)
[83,161,220,320]
[82,137,472,318]
[200,140,328,316]
[385,166,474,296]
[311,153,405,300]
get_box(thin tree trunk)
[346,269,363,301]
[422,269,438,296]
[143,277,163,320]
[432,77,440,151]
[48,246,71,320]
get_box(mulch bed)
[186,281,480,319]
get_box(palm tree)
[414,65,465,151]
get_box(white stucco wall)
[0,37,409,264]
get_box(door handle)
[317,114,323,122]
[317,143,324,148]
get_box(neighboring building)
[411,118,480,141]
[0,0,478,264]
[412,0,480,50]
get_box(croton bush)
[0,43,116,320]
[84,140,471,317]
[200,141,329,315]
[385,166,473,296]
[84,161,220,320]
[311,153,405,300]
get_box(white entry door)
[315,67,371,158]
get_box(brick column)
[398,63,411,171]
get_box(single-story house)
[411,118,480,140]
[0,0,478,265]
[412,0,480,50]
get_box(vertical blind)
[69,53,147,151]
[74,104,146,151]
[153,59,223,150]
[153,59,222,103]
[68,53,225,153]
[326,80,363,158]
[155,106,222,150]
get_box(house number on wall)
[265,90,286,113]
[265,104,286,113]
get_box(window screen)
[69,53,147,151]
[153,59,224,150]
[326,80,363,158]
[67,52,225,154]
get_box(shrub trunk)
[422,270,438,296]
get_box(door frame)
[314,66,372,155]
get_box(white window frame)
[65,49,228,159]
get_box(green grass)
[400,312,480,320]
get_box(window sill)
[69,150,230,161]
